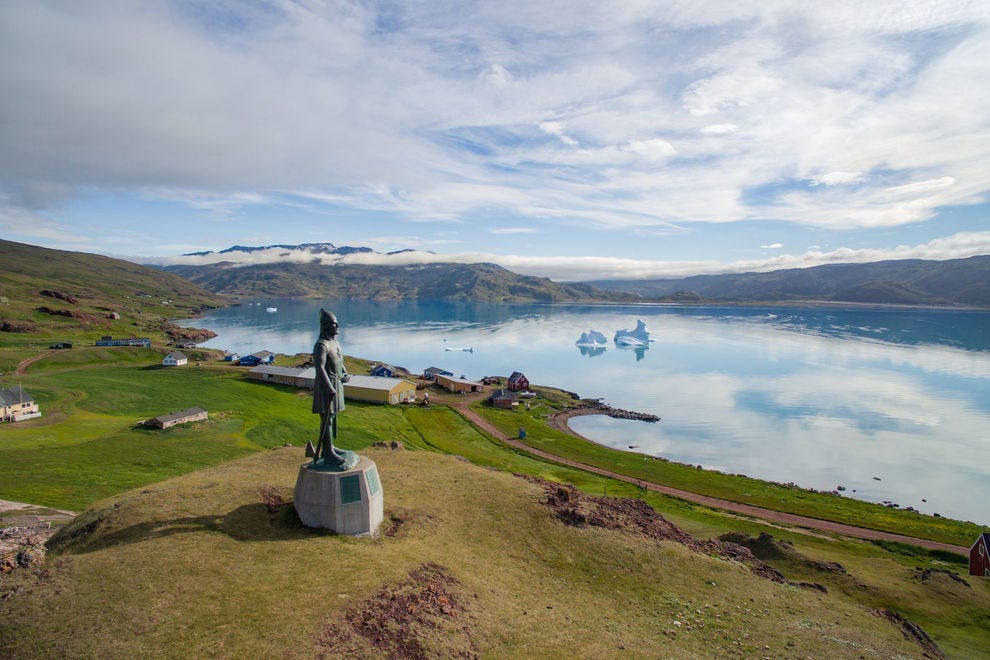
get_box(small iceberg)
[265,307,278,313]
[575,329,608,348]
[614,319,651,347]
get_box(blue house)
[240,351,274,367]
[371,364,397,378]
[252,350,275,364]
[423,366,453,381]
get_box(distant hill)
[166,260,611,303]
[585,256,990,307]
[0,239,228,335]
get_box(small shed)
[423,366,453,381]
[345,375,417,405]
[435,374,485,394]
[490,388,516,410]
[248,365,315,389]
[162,351,188,367]
[370,364,398,378]
[223,352,241,362]
[144,406,208,429]
[49,342,73,349]
[507,371,530,391]
[971,533,990,577]
[238,355,262,367]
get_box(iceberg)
[575,329,608,348]
[614,320,651,347]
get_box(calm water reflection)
[182,301,990,524]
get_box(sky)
[1,0,989,281]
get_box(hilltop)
[0,239,228,339]
[0,447,963,658]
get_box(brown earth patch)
[1,318,40,333]
[531,478,790,584]
[875,607,946,659]
[318,563,478,659]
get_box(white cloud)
[1,0,989,245]
[490,227,537,235]
[700,123,738,135]
[810,172,865,187]
[760,242,783,249]
[538,120,579,147]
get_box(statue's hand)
[341,374,350,383]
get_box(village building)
[344,375,417,405]
[370,364,403,378]
[971,533,990,577]
[49,342,73,349]
[144,406,208,430]
[507,371,530,391]
[238,351,275,367]
[423,366,453,381]
[96,336,151,348]
[490,388,517,410]
[162,351,188,367]
[223,352,241,362]
[0,386,41,423]
[247,365,315,389]
[435,374,485,394]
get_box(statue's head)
[319,309,339,336]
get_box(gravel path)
[447,397,967,555]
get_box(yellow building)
[435,374,484,394]
[344,375,417,405]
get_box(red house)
[970,533,990,577]
[507,371,530,391]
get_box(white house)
[162,351,188,367]
[0,386,41,422]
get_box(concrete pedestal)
[293,455,383,535]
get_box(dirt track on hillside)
[444,395,967,555]
[15,351,53,376]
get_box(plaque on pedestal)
[293,455,384,535]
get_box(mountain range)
[166,243,990,306]
[2,239,988,309]
[165,260,605,303]
[586,256,990,307]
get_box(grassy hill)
[4,446,986,658]
[165,261,615,303]
[0,239,229,340]
[587,256,990,306]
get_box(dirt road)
[15,351,53,376]
[446,397,967,555]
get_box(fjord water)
[183,301,990,524]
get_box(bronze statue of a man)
[311,309,349,467]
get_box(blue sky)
[1,1,989,281]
